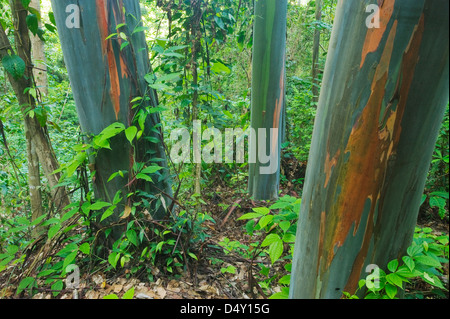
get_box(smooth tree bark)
[0,0,70,216]
[290,0,449,299]
[311,0,322,104]
[30,0,48,96]
[248,0,287,201]
[51,0,173,239]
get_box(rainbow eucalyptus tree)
[290,0,449,298]
[51,0,172,239]
[248,0,287,200]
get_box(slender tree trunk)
[25,121,43,236]
[30,0,48,96]
[248,0,287,200]
[51,0,173,240]
[0,0,70,216]
[27,0,45,233]
[290,0,449,299]
[311,0,322,104]
[191,0,202,196]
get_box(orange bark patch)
[360,0,396,68]
[96,0,129,120]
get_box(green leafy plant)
[343,227,449,299]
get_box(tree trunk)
[311,0,322,104]
[191,0,202,196]
[30,0,48,96]
[0,0,70,216]
[248,0,287,200]
[51,0,173,239]
[289,0,449,299]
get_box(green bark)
[248,0,287,200]
[51,0,172,238]
[290,0,449,299]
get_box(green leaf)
[100,205,116,222]
[237,212,264,220]
[26,14,39,35]
[79,243,90,255]
[268,239,284,264]
[125,126,138,144]
[252,207,270,216]
[402,256,415,271]
[386,273,404,288]
[126,229,138,246]
[278,275,291,285]
[17,277,35,295]
[415,255,442,268]
[30,213,47,226]
[258,215,273,229]
[61,208,78,222]
[21,0,31,8]
[135,173,153,182]
[51,280,64,297]
[48,224,61,239]
[387,259,398,272]
[90,201,111,211]
[269,287,289,299]
[6,245,19,255]
[122,287,135,299]
[63,251,78,270]
[282,233,296,243]
[384,283,397,299]
[140,166,163,175]
[2,54,26,80]
[108,252,119,269]
[261,234,281,247]
[103,294,119,299]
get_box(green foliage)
[343,227,449,299]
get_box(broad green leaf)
[386,273,404,288]
[26,14,39,35]
[48,224,61,239]
[282,233,296,243]
[108,252,119,269]
[415,255,442,268]
[100,205,116,222]
[61,208,78,222]
[268,240,284,264]
[140,166,163,175]
[63,251,77,270]
[261,234,281,247]
[122,287,135,299]
[30,213,47,226]
[79,243,90,255]
[126,229,138,246]
[258,215,273,229]
[252,207,270,216]
[125,126,138,144]
[51,280,64,297]
[402,256,415,271]
[103,294,119,299]
[2,54,26,80]
[237,212,264,220]
[269,287,289,299]
[278,275,291,285]
[135,173,153,182]
[6,245,19,255]
[384,283,397,299]
[387,259,398,272]
[17,277,35,294]
[90,201,111,211]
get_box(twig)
[219,199,242,228]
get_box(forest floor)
[0,156,448,300]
